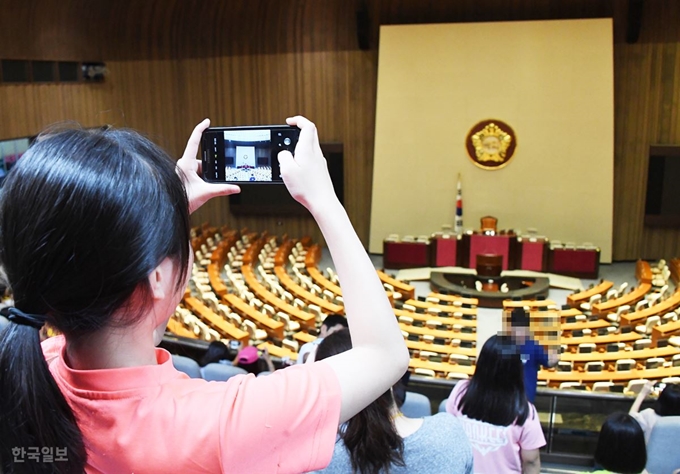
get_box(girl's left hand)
[177,119,241,214]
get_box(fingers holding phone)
[178,119,241,214]
[278,116,337,214]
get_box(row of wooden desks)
[408,358,475,376]
[378,270,415,300]
[539,365,680,384]
[395,308,477,329]
[257,342,298,361]
[222,293,285,340]
[566,280,614,307]
[399,323,477,343]
[653,320,680,344]
[560,345,679,363]
[592,283,652,315]
[274,266,344,314]
[405,340,477,358]
[184,296,250,344]
[561,331,642,347]
[241,265,316,331]
[166,318,199,339]
[402,299,477,316]
[620,290,680,327]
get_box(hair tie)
[7,308,47,330]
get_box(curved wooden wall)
[0,0,679,258]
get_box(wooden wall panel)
[0,0,679,258]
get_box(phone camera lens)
[283,137,291,146]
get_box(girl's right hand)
[277,116,338,215]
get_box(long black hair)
[655,383,680,416]
[0,126,191,473]
[457,334,530,426]
[316,329,406,474]
[594,412,647,473]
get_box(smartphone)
[201,125,300,183]
[228,340,242,351]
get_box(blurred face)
[511,325,530,343]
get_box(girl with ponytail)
[0,116,410,473]
[313,329,473,474]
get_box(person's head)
[316,329,406,474]
[236,346,261,374]
[459,334,529,426]
[510,307,531,342]
[655,383,680,416]
[200,340,231,367]
[319,314,348,338]
[0,126,191,473]
[594,412,647,473]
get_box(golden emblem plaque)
[466,120,517,170]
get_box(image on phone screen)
[202,126,299,183]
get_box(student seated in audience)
[510,307,559,402]
[297,314,348,364]
[312,329,473,474]
[199,340,233,366]
[629,381,680,442]
[446,335,546,474]
[0,116,409,473]
[234,345,275,375]
[199,340,275,374]
[592,413,647,474]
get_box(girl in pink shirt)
[446,335,546,474]
[0,116,409,473]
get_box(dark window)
[32,61,56,82]
[2,60,29,83]
[58,62,79,82]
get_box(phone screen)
[201,125,300,183]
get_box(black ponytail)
[0,323,86,473]
[0,125,191,473]
[316,330,406,474]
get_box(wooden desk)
[293,331,316,344]
[395,308,477,329]
[427,292,479,307]
[560,308,585,318]
[561,319,611,332]
[184,296,250,344]
[503,299,558,310]
[166,318,199,339]
[652,320,680,345]
[592,283,652,315]
[567,281,614,307]
[560,345,680,363]
[403,299,477,317]
[399,323,477,343]
[378,270,415,300]
[241,265,316,331]
[405,340,477,358]
[274,266,344,314]
[561,331,642,347]
[257,342,298,361]
[408,358,475,376]
[620,290,680,327]
[539,365,680,385]
[208,263,229,297]
[307,266,342,297]
[223,293,285,340]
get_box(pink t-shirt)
[446,380,546,474]
[42,336,342,473]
